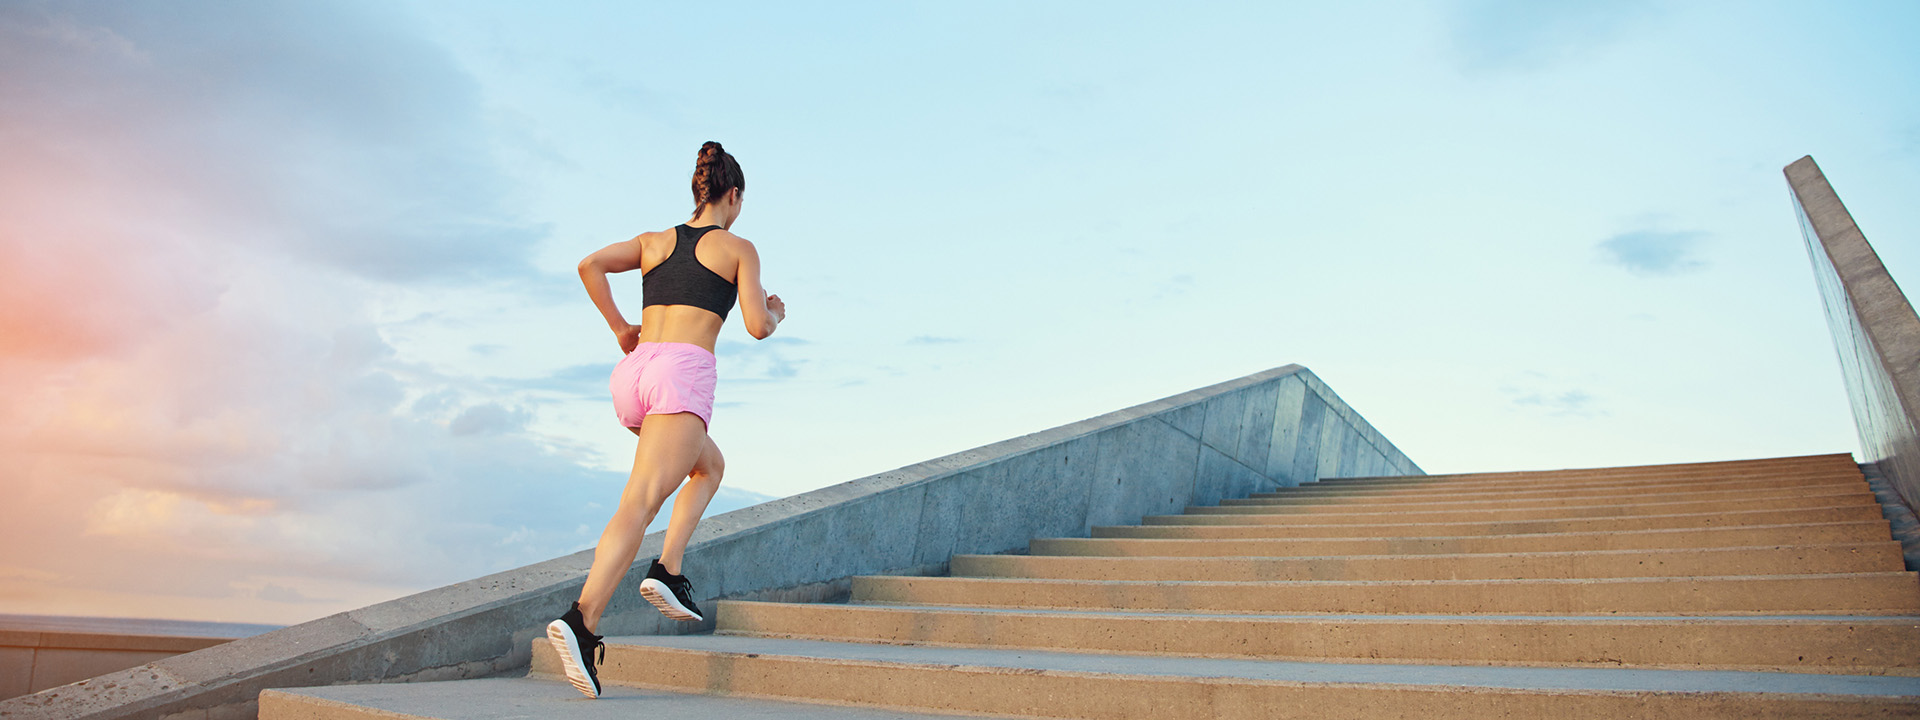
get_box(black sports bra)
[642,225,738,320]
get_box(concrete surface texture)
[1788,155,1920,572]
[259,677,975,720]
[259,452,1920,719]
[0,631,228,704]
[0,364,1416,720]
[0,617,274,703]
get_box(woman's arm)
[733,239,785,340]
[578,237,646,353]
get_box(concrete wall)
[0,631,230,702]
[0,364,1419,720]
[1786,155,1920,570]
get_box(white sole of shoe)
[545,619,600,698]
[639,578,703,621]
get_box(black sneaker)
[545,601,604,698]
[638,560,704,621]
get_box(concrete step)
[849,572,1920,615]
[254,452,1912,720]
[1232,481,1870,509]
[1314,453,1856,485]
[1261,471,1868,499]
[261,675,979,719]
[1180,491,1877,522]
[530,633,1920,719]
[949,543,1907,582]
[1197,486,1874,517]
[1114,504,1885,537]
[713,600,1920,675]
[1305,468,1858,495]
[1035,521,1895,557]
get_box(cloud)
[1,291,630,590]
[1154,274,1195,301]
[1513,389,1600,417]
[448,403,532,436]
[256,583,336,605]
[716,337,810,382]
[0,1,548,284]
[0,1,709,625]
[496,362,618,400]
[1449,0,1653,73]
[1598,229,1708,276]
[1501,372,1606,419]
[907,336,963,345]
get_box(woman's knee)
[689,441,725,483]
[619,481,664,505]
[617,476,678,514]
[690,457,725,484]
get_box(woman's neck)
[690,208,729,229]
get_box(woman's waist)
[633,337,715,354]
[633,339,718,359]
[636,309,722,354]
[632,331,717,356]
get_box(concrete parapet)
[0,631,230,703]
[1786,155,1920,569]
[0,364,1418,720]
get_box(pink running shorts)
[609,342,716,430]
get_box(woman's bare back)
[634,226,741,352]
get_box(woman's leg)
[576,412,708,632]
[658,435,724,575]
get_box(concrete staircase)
[263,453,1920,718]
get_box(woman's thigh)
[627,412,709,492]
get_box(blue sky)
[1,1,1915,624]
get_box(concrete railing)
[0,364,1419,720]
[1786,155,1920,570]
[0,631,228,702]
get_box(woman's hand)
[766,293,786,323]
[616,322,642,354]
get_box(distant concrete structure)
[1786,155,1920,569]
[0,616,275,702]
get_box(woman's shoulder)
[624,227,668,244]
[634,226,685,248]
[702,227,756,253]
[627,227,680,268]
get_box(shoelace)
[592,637,605,665]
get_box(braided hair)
[691,141,744,215]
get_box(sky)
[1,0,1916,626]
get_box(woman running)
[546,141,786,698]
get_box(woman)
[546,141,786,699]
